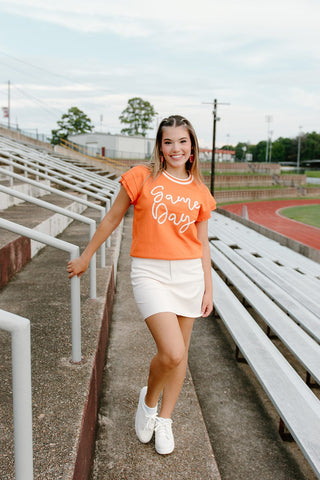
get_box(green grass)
[306,170,320,178]
[279,204,320,228]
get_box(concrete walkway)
[90,208,221,480]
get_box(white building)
[69,132,155,160]
[199,148,235,162]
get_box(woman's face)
[161,126,192,176]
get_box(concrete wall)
[203,174,307,188]
[213,187,301,203]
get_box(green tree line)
[227,132,320,163]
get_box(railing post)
[0,311,34,480]
[70,254,82,363]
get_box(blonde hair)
[149,115,203,183]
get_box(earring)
[189,154,194,163]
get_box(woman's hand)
[201,290,214,317]
[67,256,89,279]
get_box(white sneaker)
[135,386,157,443]
[155,417,175,455]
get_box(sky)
[0,0,319,149]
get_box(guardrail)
[0,157,113,250]
[0,167,107,267]
[0,218,82,363]
[0,184,97,299]
[0,136,118,194]
[0,309,33,480]
[0,154,114,207]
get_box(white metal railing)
[0,137,118,195]
[0,155,112,210]
[0,157,114,249]
[0,167,107,267]
[0,184,97,299]
[0,309,33,480]
[0,218,82,362]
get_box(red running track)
[221,199,320,251]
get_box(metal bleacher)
[0,134,121,480]
[209,211,320,479]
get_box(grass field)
[280,204,320,228]
[306,170,320,178]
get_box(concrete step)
[0,180,51,210]
[90,209,221,480]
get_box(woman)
[67,115,216,455]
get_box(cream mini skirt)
[130,257,205,320]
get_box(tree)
[119,97,157,137]
[235,142,248,161]
[51,106,94,145]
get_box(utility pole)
[297,125,302,171]
[203,99,230,195]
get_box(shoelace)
[155,418,173,439]
[144,412,157,430]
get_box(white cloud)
[0,0,319,144]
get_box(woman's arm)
[196,220,213,317]
[67,186,131,278]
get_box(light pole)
[265,115,272,162]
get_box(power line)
[12,83,63,119]
[0,49,111,95]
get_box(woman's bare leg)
[144,312,186,409]
[144,313,195,417]
[159,316,194,418]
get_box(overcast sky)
[0,0,319,148]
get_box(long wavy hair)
[149,115,203,183]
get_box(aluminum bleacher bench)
[235,250,320,318]
[210,243,320,386]
[211,267,320,479]
[211,240,320,344]
[209,212,320,277]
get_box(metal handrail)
[0,167,107,267]
[0,136,118,192]
[0,218,82,363]
[0,184,97,299]
[0,155,112,208]
[0,156,113,250]
[0,309,33,480]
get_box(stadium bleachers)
[209,211,320,478]
[0,134,123,479]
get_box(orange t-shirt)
[120,165,216,260]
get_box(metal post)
[0,310,33,480]
[210,99,217,196]
[0,218,82,362]
[89,223,97,299]
[70,251,82,363]
[297,126,302,172]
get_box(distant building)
[199,148,235,162]
[69,132,155,160]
